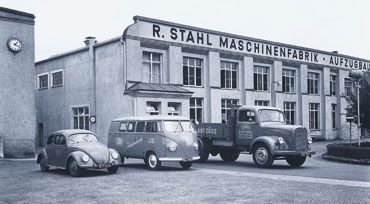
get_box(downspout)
[84,36,97,132]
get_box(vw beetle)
[37,129,122,177]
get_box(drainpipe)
[84,36,97,132]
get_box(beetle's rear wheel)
[68,159,82,177]
[252,143,274,168]
[220,150,240,162]
[286,156,306,167]
[39,156,49,172]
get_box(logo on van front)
[115,137,123,146]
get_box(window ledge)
[52,84,63,88]
[38,87,48,90]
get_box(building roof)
[112,115,189,122]
[0,6,35,24]
[127,82,193,94]
[0,6,34,18]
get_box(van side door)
[123,121,136,157]
[236,109,257,146]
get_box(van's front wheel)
[180,161,192,169]
[145,152,161,170]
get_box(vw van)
[108,116,200,170]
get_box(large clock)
[7,38,22,52]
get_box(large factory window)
[282,69,295,93]
[309,103,320,130]
[183,57,202,86]
[143,52,162,83]
[255,100,270,106]
[190,98,203,123]
[221,99,239,123]
[221,61,238,89]
[307,72,319,95]
[72,107,89,130]
[283,102,296,125]
[332,104,337,129]
[253,65,269,91]
[330,74,337,96]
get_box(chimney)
[84,36,97,46]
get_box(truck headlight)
[193,142,199,151]
[81,154,90,163]
[168,143,177,152]
[277,137,284,145]
[308,137,313,144]
[111,151,119,159]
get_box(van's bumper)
[159,156,200,162]
[273,150,316,157]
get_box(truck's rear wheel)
[253,143,274,168]
[197,140,209,163]
[286,156,306,167]
[220,150,240,162]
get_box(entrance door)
[236,109,257,146]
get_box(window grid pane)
[143,52,162,84]
[221,61,238,89]
[253,65,269,91]
[72,107,89,130]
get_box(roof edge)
[0,6,35,18]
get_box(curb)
[322,153,370,165]
[0,157,36,162]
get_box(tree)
[345,71,370,131]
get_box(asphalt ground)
[0,141,369,203]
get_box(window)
[309,103,320,130]
[344,78,352,96]
[145,122,159,132]
[330,74,337,96]
[307,72,319,95]
[221,61,238,89]
[47,135,54,145]
[127,122,136,132]
[254,65,269,91]
[190,98,203,123]
[119,122,127,132]
[136,122,145,132]
[37,73,49,89]
[282,69,295,93]
[239,110,256,122]
[183,57,202,86]
[221,99,239,123]
[168,102,181,116]
[51,70,63,87]
[255,100,270,106]
[283,102,296,125]
[72,107,89,130]
[146,102,160,115]
[143,52,162,83]
[55,135,66,145]
[332,104,337,129]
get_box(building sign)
[136,21,370,70]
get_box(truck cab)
[196,105,315,168]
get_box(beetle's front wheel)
[68,159,82,177]
[180,161,193,169]
[252,143,274,168]
[286,156,306,167]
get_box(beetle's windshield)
[163,121,195,132]
[69,133,98,144]
[258,110,285,123]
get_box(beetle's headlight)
[168,143,177,152]
[193,142,199,151]
[277,137,284,145]
[308,137,313,144]
[81,154,90,163]
[111,151,119,159]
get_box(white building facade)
[35,16,370,145]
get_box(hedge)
[326,142,370,160]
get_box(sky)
[1,0,370,61]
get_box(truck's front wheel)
[286,156,306,167]
[253,143,274,168]
[220,150,240,162]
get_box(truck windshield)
[69,133,98,144]
[163,121,195,132]
[258,110,285,123]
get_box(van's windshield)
[163,121,195,132]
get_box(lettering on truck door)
[236,109,257,146]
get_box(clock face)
[7,38,22,52]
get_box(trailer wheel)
[286,156,306,167]
[220,150,240,162]
[198,140,209,163]
[252,143,274,168]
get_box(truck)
[195,105,315,168]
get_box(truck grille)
[294,128,308,151]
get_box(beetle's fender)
[65,151,91,168]
[36,149,48,164]
[250,136,280,155]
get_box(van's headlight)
[308,137,313,144]
[193,142,199,151]
[277,137,284,145]
[168,143,177,152]
[111,151,119,159]
[81,154,90,163]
